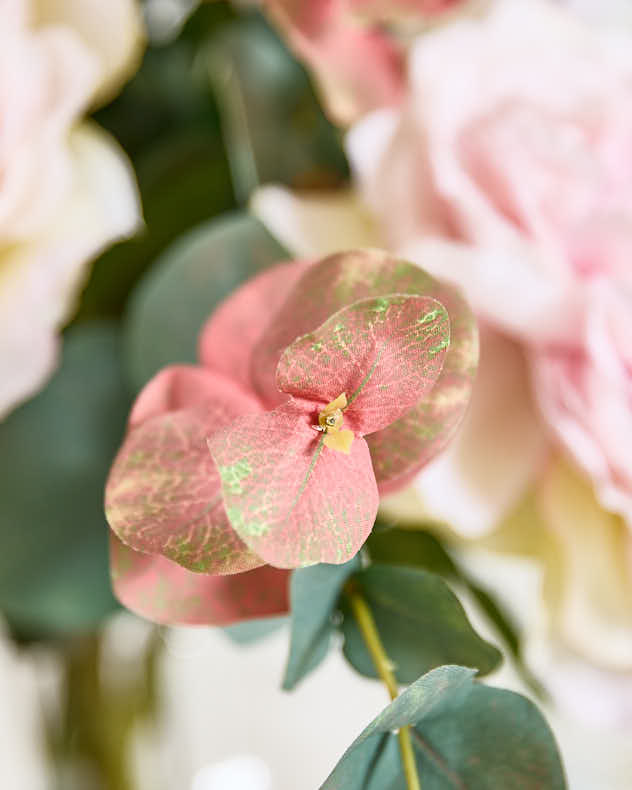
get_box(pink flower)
[264,0,469,124]
[347,0,632,526]
[106,250,477,625]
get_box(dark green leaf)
[0,324,131,635]
[200,14,348,201]
[368,527,544,695]
[367,527,458,578]
[283,559,360,690]
[322,665,567,790]
[342,565,501,682]
[124,212,287,391]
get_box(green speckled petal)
[208,401,379,569]
[254,250,478,490]
[277,294,449,435]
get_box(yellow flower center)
[317,393,354,455]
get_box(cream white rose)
[0,0,144,417]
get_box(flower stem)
[345,583,421,790]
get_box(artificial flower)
[251,185,632,725]
[106,249,477,624]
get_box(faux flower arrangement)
[105,248,567,788]
[105,249,476,623]
[3,0,630,785]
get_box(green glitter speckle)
[429,337,450,356]
[417,308,441,325]
[220,459,252,495]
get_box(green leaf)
[321,665,567,790]
[124,212,287,391]
[283,558,360,690]
[224,616,288,645]
[367,527,544,696]
[200,13,348,201]
[342,565,501,683]
[0,324,131,636]
[367,527,458,578]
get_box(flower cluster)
[105,250,477,625]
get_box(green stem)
[346,584,421,790]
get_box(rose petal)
[106,372,263,575]
[406,329,549,535]
[250,186,384,259]
[198,260,311,396]
[33,0,145,105]
[0,124,140,418]
[266,0,404,124]
[208,401,379,568]
[277,294,449,435]
[110,533,289,626]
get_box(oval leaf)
[284,558,360,690]
[124,212,287,391]
[322,665,566,790]
[342,564,502,682]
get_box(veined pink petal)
[128,365,260,428]
[368,278,478,493]
[277,294,449,435]
[110,533,289,626]
[106,369,263,575]
[198,261,311,397]
[208,401,379,568]
[253,250,477,490]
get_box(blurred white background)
[1,613,632,790]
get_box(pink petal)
[198,261,312,397]
[266,0,405,124]
[106,371,264,575]
[207,401,379,568]
[277,294,449,435]
[369,280,478,493]
[129,365,260,428]
[110,533,289,626]
[252,250,432,403]
[253,250,477,491]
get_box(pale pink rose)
[533,283,632,526]
[347,0,632,524]
[264,0,472,124]
[0,0,144,417]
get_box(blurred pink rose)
[533,284,632,525]
[264,0,471,123]
[0,0,143,417]
[347,0,632,525]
